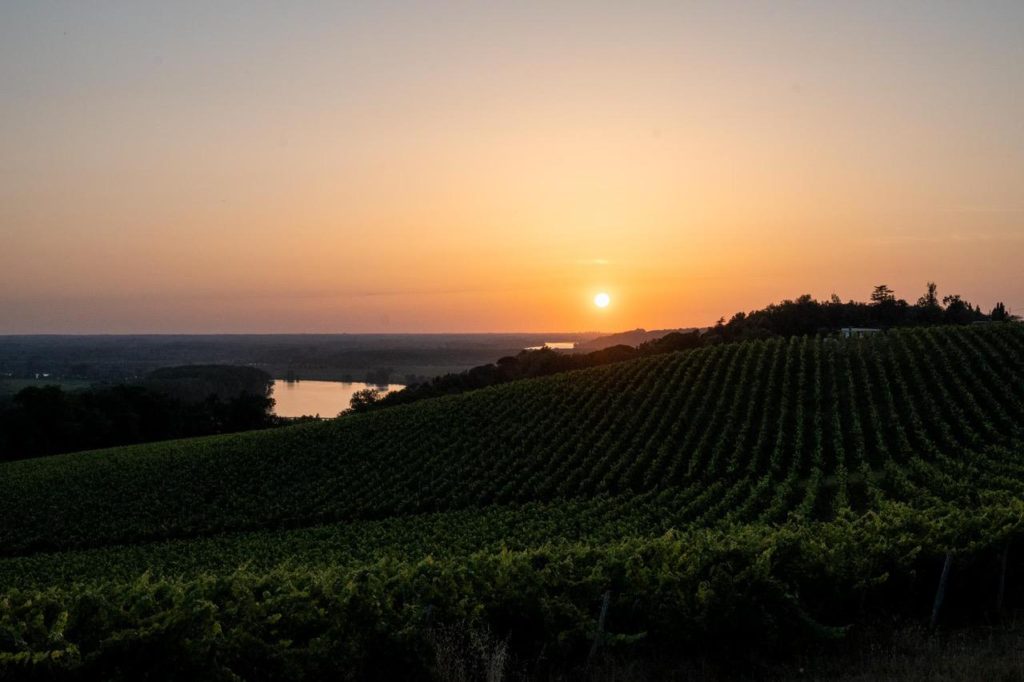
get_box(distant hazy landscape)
[0,333,597,385]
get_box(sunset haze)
[3,1,1022,332]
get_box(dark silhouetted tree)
[871,285,896,305]
[991,302,1011,322]
[917,282,939,308]
[913,282,944,324]
[348,388,383,413]
[942,294,980,325]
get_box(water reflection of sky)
[272,380,403,418]
[524,342,576,351]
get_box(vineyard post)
[996,539,1010,614]
[929,552,954,630]
[587,591,611,667]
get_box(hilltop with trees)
[704,282,1005,343]
[356,283,1015,412]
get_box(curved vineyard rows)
[1,324,1023,557]
[4,324,1024,679]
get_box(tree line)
[0,365,277,462]
[705,282,1008,343]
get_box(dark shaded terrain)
[0,365,276,461]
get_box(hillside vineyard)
[2,324,1024,678]
[2,324,1024,555]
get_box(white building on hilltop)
[840,327,881,338]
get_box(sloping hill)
[2,324,1023,556]
[574,327,694,351]
[2,324,1024,679]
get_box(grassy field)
[0,378,92,397]
[2,324,1023,679]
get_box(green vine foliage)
[2,324,1024,678]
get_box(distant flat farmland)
[0,332,599,385]
[0,377,93,397]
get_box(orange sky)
[2,2,1022,333]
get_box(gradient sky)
[2,1,1022,333]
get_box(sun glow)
[594,292,611,308]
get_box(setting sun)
[594,293,611,309]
